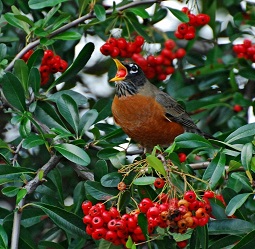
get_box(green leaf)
[138,213,148,239]
[127,8,150,18]
[167,7,189,22]
[230,172,253,191]
[94,160,108,182]
[1,186,19,197]
[56,94,79,135]
[133,176,156,185]
[232,229,255,249]
[14,14,34,26]
[0,139,10,150]
[203,152,226,189]
[0,165,35,179]
[53,31,82,41]
[146,155,166,176]
[22,134,45,149]
[4,13,29,33]
[84,181,118,201]
[101,172,122,187]
[16,188,27,204]
[0,225,8,249]
[175,132,213,149]
[26,49,44,70]
[51,42,94,87]
[98,239,122,249]
[208,235,241,249]
[38,241,65,249]
[14,59,29,94]
[208,219,255,235]
[225,193,252,216]
[94,4,106,21]
[93,98,112,122]
[19,116,32,138]
[54,143,90,166]
[0,43,7,61]
[225,123,255,144]
[196,225,208,249]
[97,148,120,159]
[28,67,40,94]
[31,202,86,237]
[241,143,253,171]
[137,185,158,200]
[78,109,98,136]
[1,72,26,111]
[28,0,68,9]
[239,67,255,80]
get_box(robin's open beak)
[109,59,127,82]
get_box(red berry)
[81,201,92,215]
[188,14,198,26]
[109,207,120,218]
[100,43,113,56]
[189,200,200,211]
[195,208,207,219]
[110,46,120,58]
[134,35,145,46]
[177,239,188,248]
[198,215,209,226]
[178,152,187,162]
[174,30,184,39]
[107,37,117,47]
[184,190,196,203]
[82,214,92,224]
[117,38,127,49]
[184,32,195,40]
[107,219,117,231]
[181,7,190,14]
[91,227,107,240]
[196,14,210,26]
[178,23,189,35]
[127,42,137,53]
[58,59,68,72]
[164,39,176,50]
[154,178,165,188]
[203,190,215,199]
[105,230,118,242]
[157,73,167,81]
[43,49,54,61]
[155,55,164,65]
[89,205,102,217]
[233,104,243,112]
[243,39,252,48]
[85,223,94,235]
[92,216,104,229]
[161,48,174,59]
[22,50,33,62]
[139,198,154,213]
[165,66,175,75]
[147,206,160,218]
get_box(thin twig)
[11,154,61,249]
[5,0,160,72]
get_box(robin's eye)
[129,64,138,74]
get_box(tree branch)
[5,0,161,72]
[11,154,61,249]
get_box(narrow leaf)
[0,225,8,248]
[167,7,189,22]
[146,155,166,176]
[78,109,98,136]
[241,143,253,171]
[16,188,27,204]
[133,176,156,185]
[53,31,82,41]
[1,72,26,111]
[31,202,86,237]
[28,0,68,9]
[94,4,106,21]
[54,143,90,166]
[101,172,122,187]
[225,193,252,216]
[232,229,255,249]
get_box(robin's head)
[110,59,146,97]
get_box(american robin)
[110,59,210,150]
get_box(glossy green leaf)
[208,235,241,249]
[19,116,31,138]
[54,143,90,166]
[3,13,29,33]
[101,172,122,187]
[14,59,29,93]
[84,181,118,200]
[118,191,131,212]
[21,208,45,228]
[1,72,26,111]
[31,202,86,237]
[56,94,79,135]
[28,67,40,94]
[98,239,122,249]
[146,155,166,176]
[28,0,68,9]
[0,165,35,178]
[0,225,8,249]
[93,98,112,122]
[208,219,255,235]
[94,4,106,21]
[133,176,156,185]
[167,7,189,22]
[127,8,150,18]
[38,241,65,249]
[0,43,7,61]
[52,42,94,87]
[97,148,120,159]
[241,143,253,171]
[94,160,108,182]
[137,185,158,200]
[0,139,10,150]
[78,109,98,136]
[230,172,253,191]
[14,14,33,26]
[1,186,19,197]
[53,31,82,40]
[26,49,44,69]
[196,225,208,249]
[203,152,226,189]
[16,188,27,204]
[239,67,255,80]
[22,134,45,149]
[73,181,86,214]
[138,213,148,239]
[225,123,255,144]
[225,193,252,216]
[175,132,213,149]
[232,229,255,249]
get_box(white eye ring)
[129,64,138,74]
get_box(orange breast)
[112,94,184,149]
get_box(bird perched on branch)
[110,59,210,150]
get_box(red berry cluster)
[175,7,210,40]
[232,39,255,62]
[100,36,144,58]
[132,40,186,81]
[100,37,186,81]
[82,190,213,247]
[82,201,146,246]
[22,49,68,86]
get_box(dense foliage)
[1,0,255,248]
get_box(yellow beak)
[109,59,127,82]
